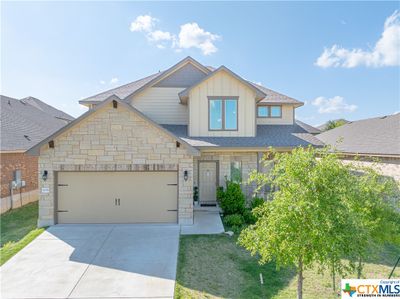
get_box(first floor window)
[230,161,242,183]
[209,98,238,130]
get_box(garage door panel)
[57,172,177,224]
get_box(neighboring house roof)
[317,118,350,131]
[316,113,400,157]
[295,120,321,134]
[79,56,303,106]
[21,97,74,121]
[1,95,74,152]
[162,124,324,149]
[27,95,200,156]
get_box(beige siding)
[188,70,257,137]
[129,87,188,124]
[256,105,294,125]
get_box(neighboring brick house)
[28,57,322,227]
[0,95,74,213]
[316,113,400,181]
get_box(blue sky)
[1,1,399,126]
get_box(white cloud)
[110,78,119,84]
[100,80,106,85]
[147,30,173,42]
[312,96,357,114]
[315,10,400,68]
[177,23,220,55]
[129,15,220,55]
[130,15,157,32]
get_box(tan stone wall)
[38,102,194,227]
[194,151,258,199]
[341,157,400,182]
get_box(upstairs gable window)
[209,97,238,131]
[257,105,282,118]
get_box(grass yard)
[175,234,400,299]
[0,202,44,265]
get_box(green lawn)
[0,202,45,265]
[175,234,400,299]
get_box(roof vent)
[24,135,31,141]
[20,100,27,105]
[380,115,388,119]
[8,100,11,105]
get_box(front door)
[199,161,218,205]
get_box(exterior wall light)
[183,170,189,181]
[42,170,48,181]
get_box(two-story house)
[28,57,322,227]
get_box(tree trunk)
[332,264,336,292]
[297,256,303,299]
[357,256,362,279]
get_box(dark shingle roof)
[161,124,323,148]
[295,120,321,134]
[1,95,74,152]
[316,114,400,156]
[79,72,163,103]
[79,57,303,106]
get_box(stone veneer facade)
[194,152,259,199]
[37,102,194,227]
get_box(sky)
[1,1,399,126]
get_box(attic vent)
[24,135,31,141]
[176,141,181,148]
[49,140,54,148]
[112,100,118,109]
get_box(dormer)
[179,66,266,137]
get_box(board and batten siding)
[188,70,257,137]
[129,87,188,125]
[256,105,294,125]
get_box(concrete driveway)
[1,224,180,299]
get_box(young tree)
[238,146,400,298]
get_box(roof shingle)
[316,114,400,156]
[1,95,74,152]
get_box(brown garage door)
[57,172,178,224]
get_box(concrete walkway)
[181,210,225,235]
[1,224,180,299]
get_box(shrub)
[243,209,257,224]
[224,214,244,227]
[250,197,265,210]
[219,181,245,215]
[216,186,225,202]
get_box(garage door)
[57,172,178,224]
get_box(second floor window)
[257,105,282,118]
[209,98,238,130]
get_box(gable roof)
[316,113,400,157]
[252,83,304,106]
[28,95,200,156]
[295,120,321,134]
[1,95,74,152]
[79,56,210,104]
[178,66,267,103]
[79,57,303,107]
